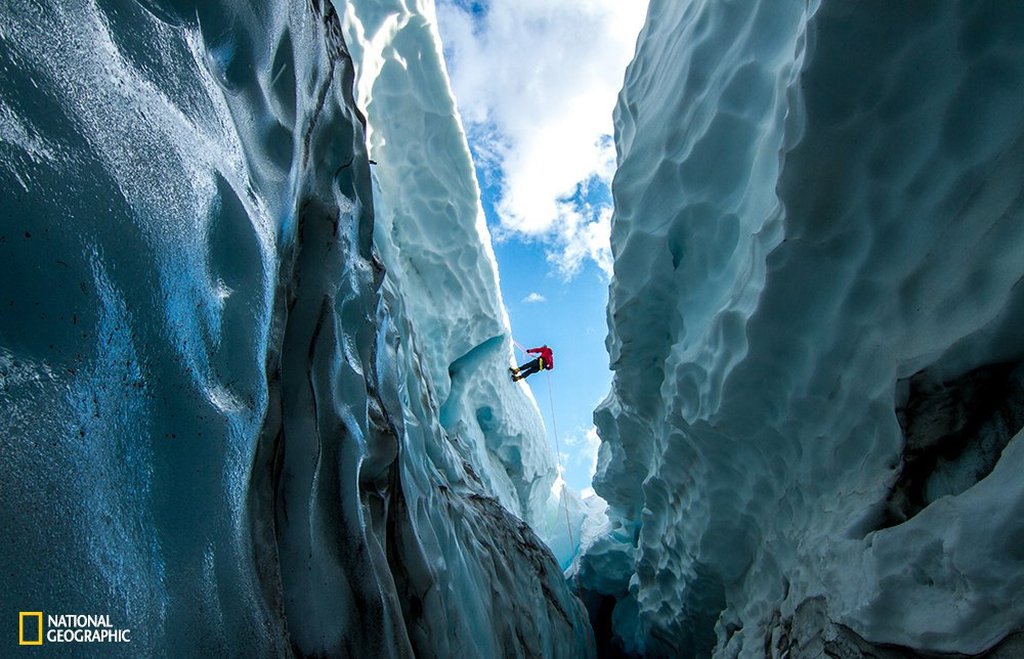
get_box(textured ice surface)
[584,0,1024,656]
[0,0,590,655]
[339,0,588,558]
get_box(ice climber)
[510,345,554,382]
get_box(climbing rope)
[545,368,591,651]
[512,339,579,572]
[547,369,583,585]
[512,335,590,644]
[545,371,575,556]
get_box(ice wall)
[0,0,590,655]
[338,0,584,556]
[584,0,1024,656]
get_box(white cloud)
[565,425,602,481]
[550,204,613,278]
[522,292,546,304]
[582,426,601,480]
[550,466,567,497]
[437,0,648,278]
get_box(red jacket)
[528,346,553,369]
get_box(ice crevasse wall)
[0,0,590,656]
[581,0,1024,657]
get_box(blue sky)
[435,0,648,494]
[478,154,611,493]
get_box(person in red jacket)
[510,345,553,382]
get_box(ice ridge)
[583,1,1024,656]
[0,0,591,655]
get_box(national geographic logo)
[18,613,42,646]
[18,612,131,645]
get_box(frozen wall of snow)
[0,0,590,655]
[338,0,585,553]
[584,0,1024,656]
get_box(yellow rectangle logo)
[19,612,43,646]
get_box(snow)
[0,0,590,655]
[342,0,550,524]
[583,0,1024,656]
[15,0,1022,655]
[339,0,591,566]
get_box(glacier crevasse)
[0,0,590,655]
[583,1,1024,656]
